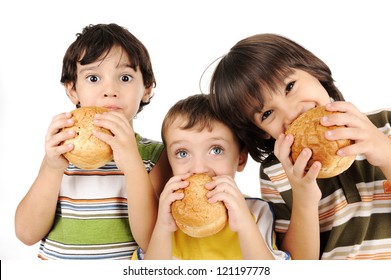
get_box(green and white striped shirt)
[38,133,164,260]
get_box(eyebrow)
[78,62,134,74]
[168,139,188,150]
[168,136,232,149]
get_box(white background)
[0,0,390,260]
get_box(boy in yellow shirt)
[133,94,290,260]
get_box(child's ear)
[237,148,249,172]
[141,85,153,103]
[65,83,79,106]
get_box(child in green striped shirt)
[15,23,171,259]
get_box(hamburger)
[286,106,355,178]
[171,173,228,238]
[61,106,113,169]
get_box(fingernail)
[285,134,292,141]
[326,130,333,137]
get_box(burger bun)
[171,173,228,238]
[286,106,355,178]
[61,106,113,169]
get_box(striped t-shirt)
[38,133,164,260]
[260,109,391,259]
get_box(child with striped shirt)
[209,33,391,259]
[15,23,171,259]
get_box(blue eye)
[176,150,188,159]
[210,146,223,155]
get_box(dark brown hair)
[61,23,155,112]
[209,33,344,162]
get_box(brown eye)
[285,81,295,93]
[121,75,132,82]
[87,75,99,82]
[262,110,273,121]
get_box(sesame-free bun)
[286,106,355,178]
[62,106,113,169]
[171,173,228,238]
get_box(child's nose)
[104,92,118,98]
[190,158,210,175]
[103,81,119,98]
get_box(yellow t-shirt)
[132,198,290,260]
[172,223,241,259]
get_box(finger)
[273,133,285,158]
[292,148,312,177]
[204,175,233,190]
[52,143,74,157]
[169,192,185,203]
[207,190,232,204]
[92,128,113,145]
[208,191,244,213]
[94,111,130,131]
[160,189,185,206]
[276,134,294,169]
[304,161,321,181]
[325,101,355,113]
[161,179,189,198]
[336,142,362,157]
[93,117,121,137]
[99,110,128,120]
[167,173,192,184]
[324,126,358,141]
[280,134,294,158]
[160,181,188,211]
[46,128,76,150]
[46,112,74,137]
[321,112,364,129]
[95,110,127,122]
[324,102,368,125]
[207,181,239,199]
[159,174,191,198]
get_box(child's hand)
[155,174,190,233]
[205,175,253,233]
[274,133,322,207]
[44,112,75,170]
[323,102,391,169]
[92,110,137,171]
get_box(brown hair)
[209,33,344,162]
[161,94,244,150]
[61,23,155,112]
